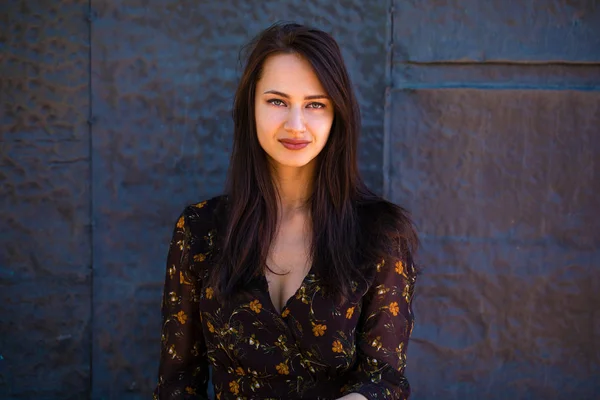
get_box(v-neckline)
[259,265,314,316]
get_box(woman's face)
[254,53,334,171]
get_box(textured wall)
[2,0,599,399]
[0,1,91,399]
[388,1,600,399]
[89,1,387,398]
[392,1,600,62]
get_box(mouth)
[278,139,311,150]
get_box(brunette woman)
[154,22,418,400]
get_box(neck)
[270,161,315,219]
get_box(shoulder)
[355,196,418,270]
[356,196,414,235]
[178,194,228,237]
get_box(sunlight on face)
[255,53,334,171]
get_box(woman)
[153,23,418,400]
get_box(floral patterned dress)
[153,196,416,400]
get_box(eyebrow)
[263,90,329,101]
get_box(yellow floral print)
[249,299,262,314]
[249,334,260,348]
[403,284,411,302]
[167,344,177,359]
[376,284,389,295]
[346,307,354,319]
[395,260,404,275]
[332,340,343,353]
[389,301,399,316]
[396,342,405,356]
[229,381,239,395]
[179,271,192,285]
[175,310,187,324]
[155,197,417,400]
[371,337,383,351]
[276,363,289,375]
[185,386,196,394]
[312,323,327,337]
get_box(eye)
[267,99,286,107]
[307,102,326,109]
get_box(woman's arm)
[153,208,209,399]
[341,239,417,400]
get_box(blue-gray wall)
[1,1,92,399]
[1,1,598,399]
[388,2,600,399]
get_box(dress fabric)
[153,196,416,400]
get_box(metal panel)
[393,0,600,62]
[388,89,600,399]
[394,64,600,90]
[411,239,599,399]
[390,89,600,246]
[89,1,388,397]
[0,0,91,398]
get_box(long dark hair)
[211,22,418,302]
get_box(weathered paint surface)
[0,0,92,399]
[389,1,600,399]
[1,0,599,399]
[389,89,600,399]
[393,1,600,62]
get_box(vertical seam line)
[383,0,394,198]
[87,0,94,398]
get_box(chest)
[198,271,365,383]
[265,220,312,313]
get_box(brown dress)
[153,196,416,400]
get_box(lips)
[279,139,311,150]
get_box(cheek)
[255,105,285,136]
[307,113,334,141]
[254,104,267,134]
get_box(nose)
[284,107,306,134]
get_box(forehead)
[257,53,326,94]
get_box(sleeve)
[341,241,417,400]
[153,208,209,400]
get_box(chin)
[271,154,317,169]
